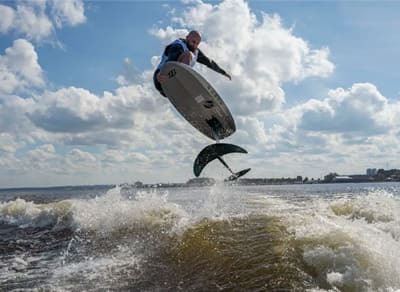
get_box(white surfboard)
[160,61,235,141]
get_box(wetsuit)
[153,38,228,97]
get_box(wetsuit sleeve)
[197,49,228,76]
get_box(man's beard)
[187,44,195,52]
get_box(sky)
[1,0,400,188]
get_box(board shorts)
[153,69,167,97]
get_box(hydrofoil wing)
[193,143,248,177]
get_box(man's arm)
[156,43,185,83]
[165,43,184,62]
[197,49,231,80]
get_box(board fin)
[206,116,225,139]
[193,143,250,178]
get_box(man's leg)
[177,51,193,65]
[153,69,167,97]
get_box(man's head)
[185,30,201,52]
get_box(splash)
[195,183,237,220]
[0,198,72,228]
[0,186,190,236]
[288,189,400,291]
[71,186,190,236]
[2,184,400,291]
[49,244,142,291]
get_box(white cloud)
[0,93,35,135]
[0,133,18,153]
[22,77,202,153]
[149,26,189,44]
[2,0,400,186]
[0,152,22,175]
[100,150,150,168]
[28,143,56,162]
[12,3,54,42]
[0,39,43,143]
[0,39,44,94]
[299,83,390,135]
[236,117,268,145]
[101,149,127,166]
[0,4,14,33]
[65,148,97,170]
[28,87,107,133]
[239,82,400,177]
[25,143,61,172]
[50,0,86,28]
[0,0,86,42]
[27,83,167,134]
[116,58,140,86]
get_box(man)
[153,30,231,97]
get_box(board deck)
[160,61,235,141]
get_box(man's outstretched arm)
[197,49,231,80]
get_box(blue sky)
[1,0,400,187]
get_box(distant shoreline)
[2,179,400,192]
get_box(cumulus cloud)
[152,0,334,116]
[27,83,168,134]
[0,0,86,42]
[299,83,390,135]
[101,149,150,168]
[240,82,400,177]
[3,0,399,185]
[20,78,201,156]
[0,152,22,176]
[50,0,86,28]
[0,93,35,134]
[149,26,189,44]
[116,58,141,86]
[28,87,108,133]
[0,39,44,94]
[65,148,97,170]
[0,40,40,135]
[22,143,65,176]
[0,4,14,33]
[28,143,57,164]
[0,133,19,153]
[235,117,268,145]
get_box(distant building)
[134,181,143,187]
[366,168,377,176]
[186,177,216,186]
[332,175,352,183]
[350,175,373,182]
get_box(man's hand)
[225,72,232,80]
[157,72,168,83]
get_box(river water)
[1,182,399,291]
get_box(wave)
[0,186,189,233]
[0,198,73,228]
[283,189,400,291]
[142,214,315,291]
[70,186,189,237]
[1,185,400,291]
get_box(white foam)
[71,186,190,235]
[2,185,400,290]
[238,188,400,290]
[49,244,142,290]
[196,183,233,220]
[0,198,72,228]
[326,271,344,286]
[289,189,400,290]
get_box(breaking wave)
[1,184,399,291]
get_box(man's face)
[186,34,201,52]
